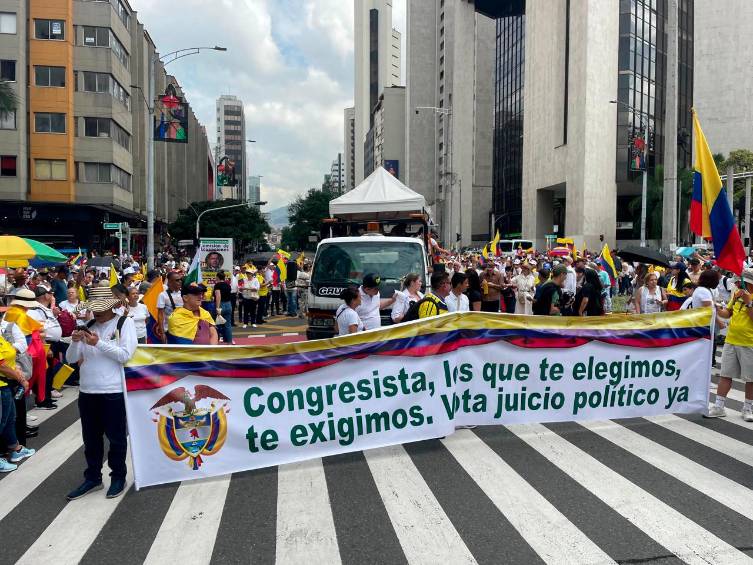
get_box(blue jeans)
[219,301,233,343]
[286,287,298,316]
[0,387,18,450]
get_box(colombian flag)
[109,266,119,288]
[167,307,215,344]
[490,230,501,257]
[142,277,164,344]
[690,110,745,274]
[598,244,618,285]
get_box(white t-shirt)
[157,290,183,330]
[446,291,469,312]
[356,287,382,330]
[127,303,149,339]
[335,304,363,336]
[59,300,78,314]
[66,315,138,394]
[691,286,714,309]
[391,290,424,321]
[27,305,62,342]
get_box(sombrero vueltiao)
[77,286,122,313]
[9,288,38,308]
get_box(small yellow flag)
[52,363,75,390]
[109,266,119,288]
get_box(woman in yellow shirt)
[708,269,753,421]
[0,335,35,472]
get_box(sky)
[132,0,406,211]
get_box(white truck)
[306,168,432,340]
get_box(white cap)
[122,267,135,275]
[513,259,521,265]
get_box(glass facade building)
[492,14,526,237]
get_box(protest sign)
[198,238,233,285]
[124,309,713,489]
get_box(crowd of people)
[1,243,752,491]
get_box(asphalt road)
[3,355,753,564]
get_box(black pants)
[230,293,238,325]
[280,289,288,312]
[79,392,127,482]
[481,300,500,313]
[243,298,258,325]
[270,290,281,315]
[256,296,267,324]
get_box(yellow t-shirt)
[257,274,269,297]
[0,335,17,387]
[725,297,753,346]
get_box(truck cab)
[306,235,430,340]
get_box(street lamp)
[611,99,649,248]
[196,201,267,241]
[139,45,227,271]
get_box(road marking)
[276,458,340,565]
[144,475,231,565]
[443,431,614,564]
[17,447,133,565]
[364,444,476,565]
[649,414,753,467]
[282,333,300,337]
[0,420,82,521]
[510,422,751,565]
[30,388,79,425]
[581,419,753,518]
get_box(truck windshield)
[312,241,426,288]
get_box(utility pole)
[662,0,679,252]
[746,177,751,252]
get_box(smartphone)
[76,323,92,335]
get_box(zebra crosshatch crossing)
[3,376,753,565]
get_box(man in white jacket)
[65,287,137,501]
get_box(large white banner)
[124,310,713,489]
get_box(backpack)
[87,316,127,339]
[402,295,444,323]
[58,310,76,337]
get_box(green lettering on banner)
[244,387,264,417]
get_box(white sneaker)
[51,390,63,399]
[27,415,38,422]
[242,324,247,329]
[252,324,257,328]
[742,406,753,422]
[705,405,727,418]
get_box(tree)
[169,200,271,255]
[281,188,336,250]
[715,149,753,205]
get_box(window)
[114,0,130,29]
[35,112,66,133]
[0,156,16,177]
[110,78,129,109]
[82,26,108,46]
[0,13,16,34]
[35,19,65,40]
[0,110,15,129]
[80,162,131,191]
[83,117,110,137]
[112,120,130,150]
[109,31,129,69]
[82,71,109,93]
[0,60,14,81]
[35,66,66,87]
[35,159,67,180]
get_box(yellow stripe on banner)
[127,309,713,370]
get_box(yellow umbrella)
[0,236,67,268]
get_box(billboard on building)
[154,91,188,143]
[383,160,399,179]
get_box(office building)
[366,86,405,180]
[493,0,693,250]
[247,175,261,206]
[405,0,496,246]
[354,0,401,185]
[693,0,752,157]
[343,106,355,191]
[0,0,214,252]
[330,153,344,194]
[216,95,246,201]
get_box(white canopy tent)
[329,167,427,220]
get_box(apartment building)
[0,0,214,253]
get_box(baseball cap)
[181,283,207,296]
[362,273,381,288]
[669,261,685,270]
[513,259,521,265]
[34,286,51,297]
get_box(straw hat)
[9,289,37,308]
[77,286,121,313]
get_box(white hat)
[123,267,135,275]
[528,258,537,266]
[742,268,753,286]
[9,289,37,308]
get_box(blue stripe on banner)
[125,325,710,384]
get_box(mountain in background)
[266,205,290,229]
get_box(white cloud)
[131,0,405,209]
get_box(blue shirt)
[51,278,68,305]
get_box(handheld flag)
[277,249,291,260]
[598,244,618,285]
[184,252,202,285]
[51,361,75,390]
[142,276,164,344]
[691,110,745,274]
[482,243,489,260]
[277,256,287,282]
[490,230,501,257]
[296,252,305,268]
[109,266,119,288]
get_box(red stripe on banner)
[600,336,701,348]
[126,374,181,392]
